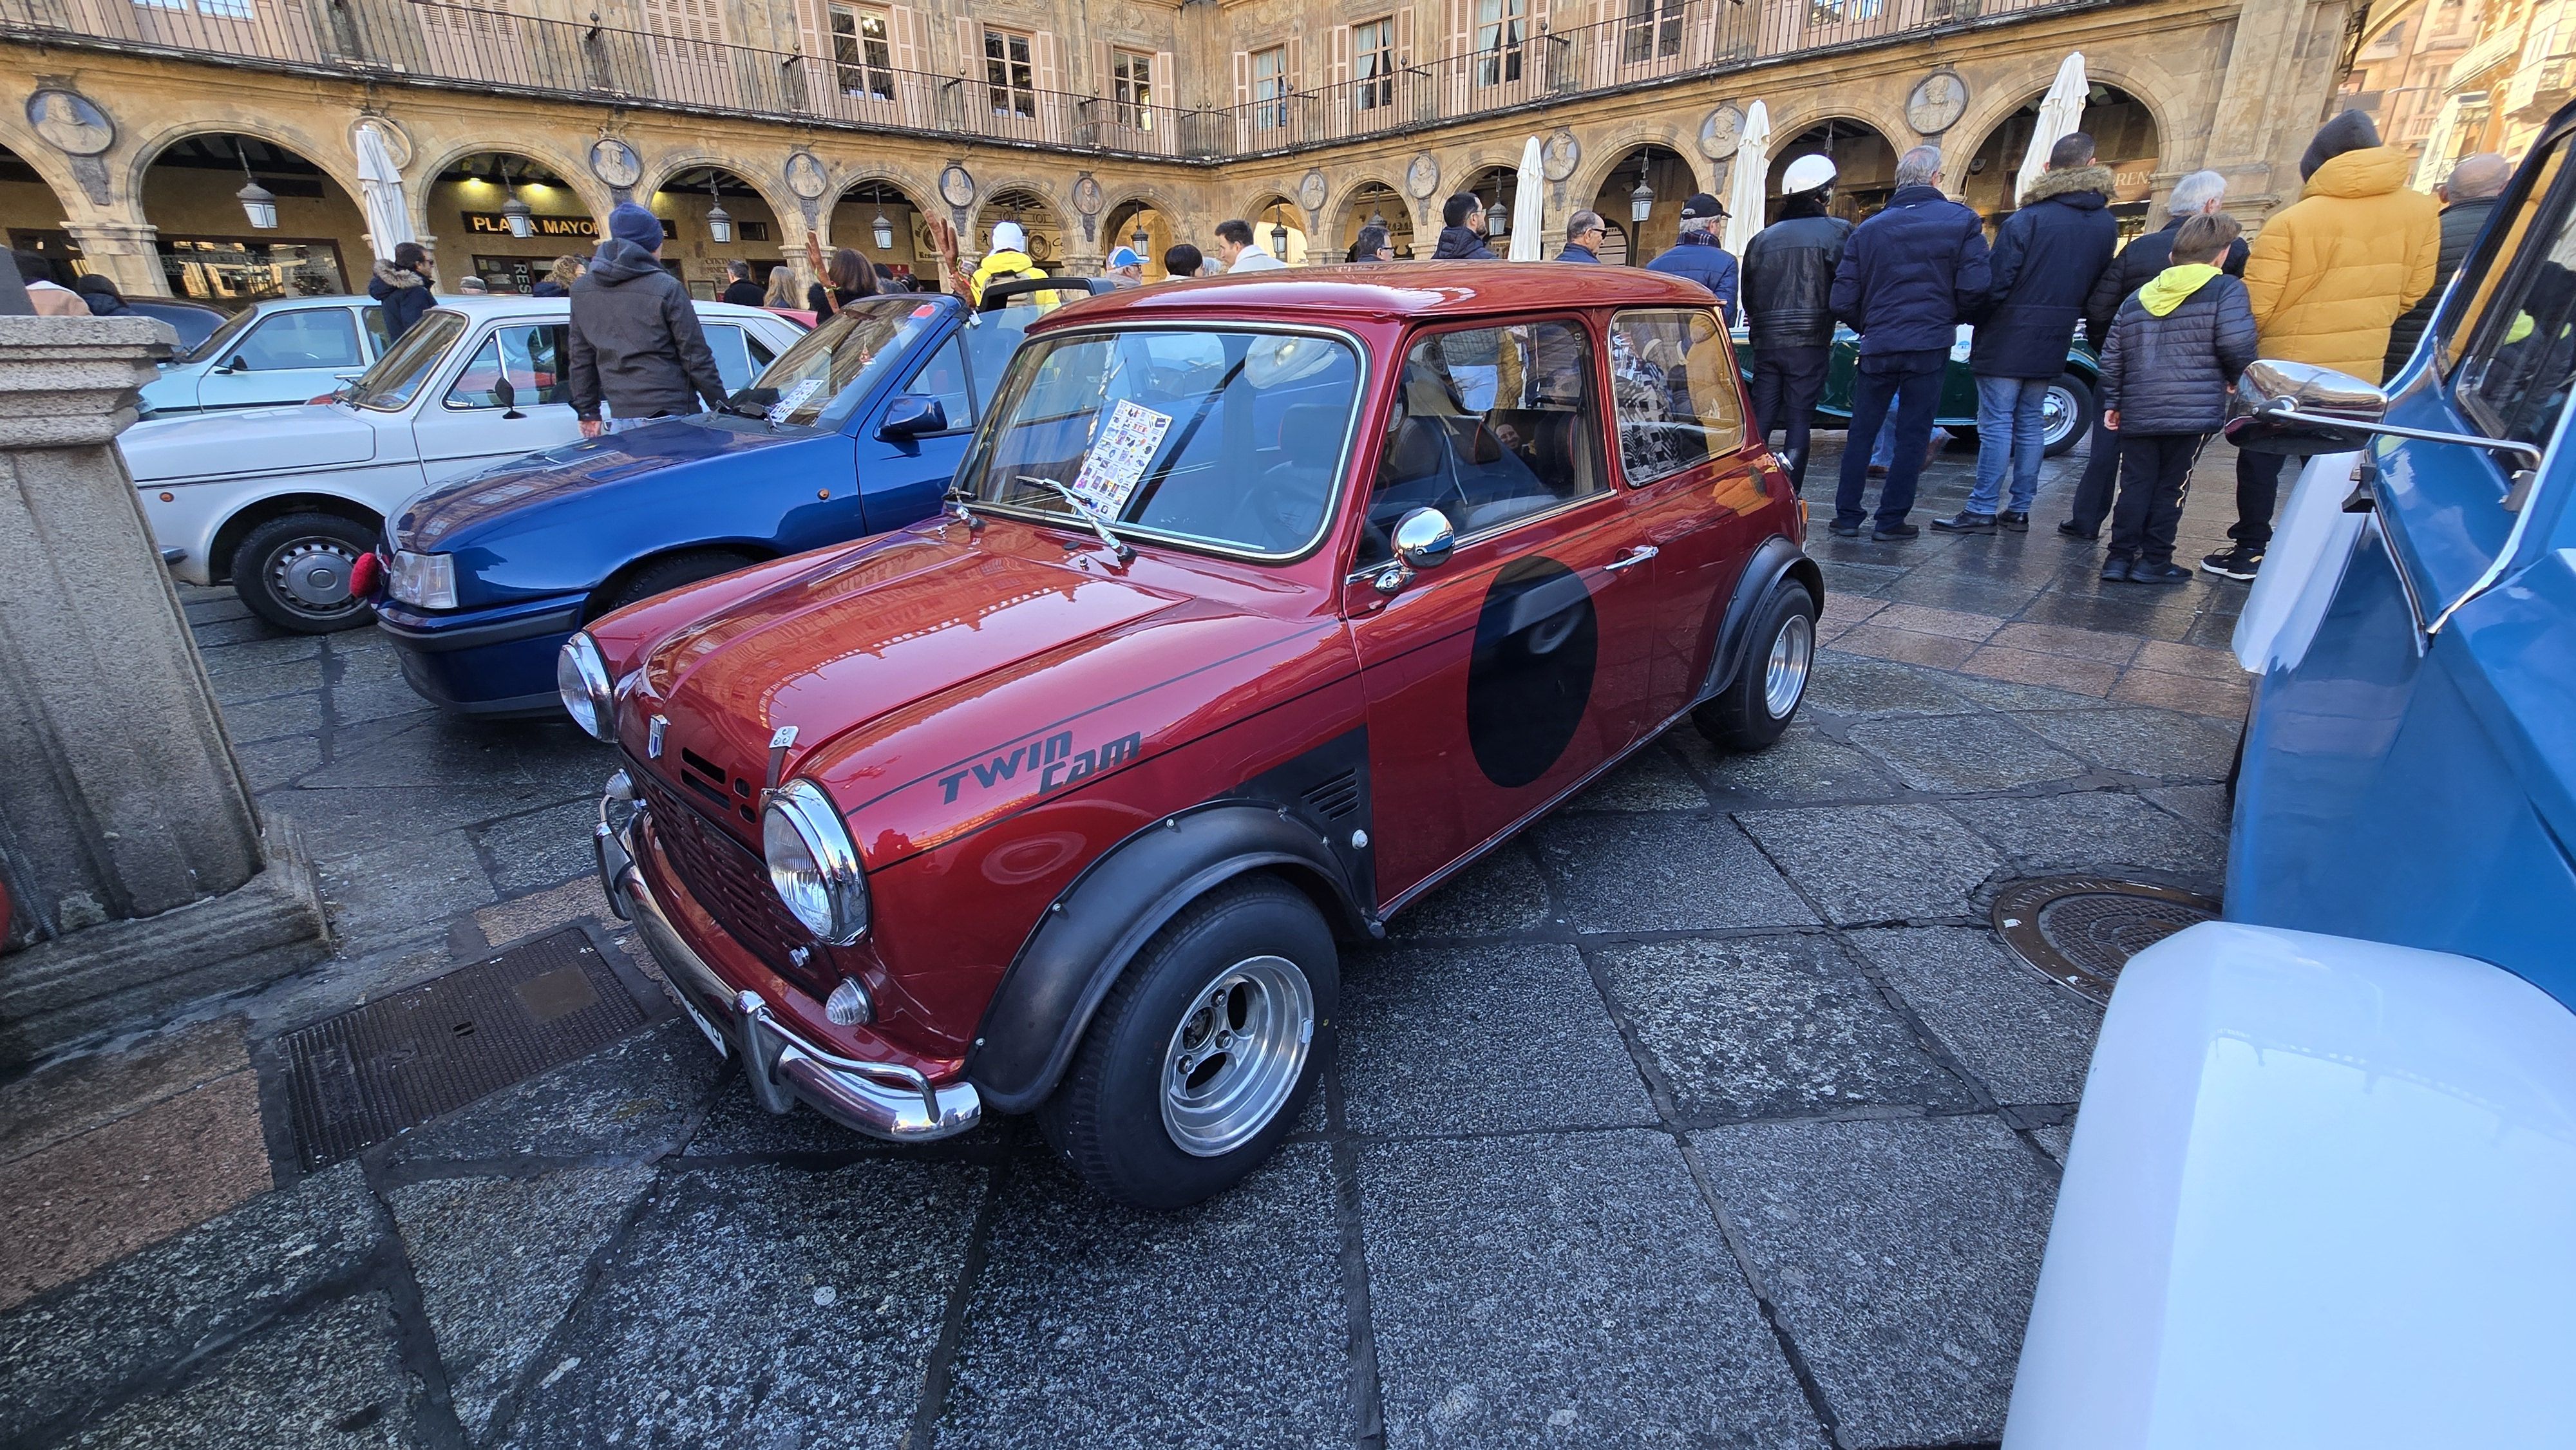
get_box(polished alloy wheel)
[1160,954,1314,1157]
[2041,383,2079,451]
[1764,612,1814,720]
[269,537,363,621]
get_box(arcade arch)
[649,164,790,299]
[1766,118,1897,225]
[832,177,937,286]
[1960,82,2163,236]
[139,132,368,303]
[1587,144,1695,267]
[428,153,589,293]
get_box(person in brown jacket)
[2204,110,2440,581]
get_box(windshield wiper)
[942,487,986,533]
[1018,475,1134,564]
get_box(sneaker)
[2132,560,2193,585]
[2201,546,2264,581]
[1929,511,1997,534]
[1999,511,2030,532]
[2057,520,2098,540]
[1866,464,1889,478]
[2100,556,2134,583]
[1828,521,1863,538]
[1872,522,1920,541]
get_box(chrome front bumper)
[594,773,981,1142]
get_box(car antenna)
[943,487,985,534]
[1020,475,1133,565]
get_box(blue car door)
[2233,109,2576,994]
[854,323,982,531]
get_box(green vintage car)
[1734,325,2102,457]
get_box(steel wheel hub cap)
[1160,955,1313,1158]
[1764,613,1813,719]
[273,539,359,613]
[2042,387,2076,447]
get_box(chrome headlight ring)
[556,632,614,742]
[763,777,868,945]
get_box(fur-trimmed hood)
[2022,164,2115,205]
[370,259,426,290]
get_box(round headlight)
[763,778,867,945]
[556,632,614,741]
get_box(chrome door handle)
[1604,545,1658,572]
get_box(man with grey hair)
[1827,144,1991,539]
[2385,151,2511,376]
[2061,168,2251,537]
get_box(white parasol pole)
[1723,101,1772,258]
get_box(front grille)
[636,770,820,990]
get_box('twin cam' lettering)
[938,730,1143,804]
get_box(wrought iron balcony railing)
[0,0,2102,164]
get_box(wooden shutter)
[1330,23,1350,84]
[1036,30,1063,140]
[889,3,921,70]
[1094,39,1111,99]
[1152,49,1173,153]
[1396,5,1414,64]
[956,16,978,75]
[792,0,827,113]
[1329,23,1350,138]
[1234,49,1253,151]
[890,4,925,126]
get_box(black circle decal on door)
[1466,555,1599,788]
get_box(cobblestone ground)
[1,436,2253,1449]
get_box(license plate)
[673,983,728,1058]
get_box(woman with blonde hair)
[762,264,799,310]
[531,254,582,297]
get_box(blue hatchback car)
[375,288,1075,715]
[2003,106,2576,1445]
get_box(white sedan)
[122,296,804,632]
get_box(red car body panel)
[583,264,1808,1096]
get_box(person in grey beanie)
[568,202,728,437]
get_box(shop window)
[1355,18,1395,110]
[1113,49,1155,129]
[986,28,1036,118]
[831,5,895,99]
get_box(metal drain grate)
[279,927,654,1170]
[1991,876,2220,1004]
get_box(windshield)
[350,310,467,411]
[752,296,952,428]
[180,305,258,365]
[958,327,1363,558]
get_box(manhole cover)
[1991,876,2219,1004]
[279,927,657,1170]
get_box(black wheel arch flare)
[1699,534,1823,703]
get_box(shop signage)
[459,211,677,239]
[2110,160,2157,205]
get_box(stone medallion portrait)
[1908,72,1970,135]
[589,138,642,190]
[939,163,978,209]
[1404,152,1439,200]
[1699,104,1745,161]
[1297,169,1329,213]
[1072,172,1105,216]
[27,88,113,156]
[1542,127,1581,182]
[783,150,828,200]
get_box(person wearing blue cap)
[567,202,728,437]
[1106,246,1146,288]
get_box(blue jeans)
[1870,413,1898,469]
[1967,374,2051,516]
[1835,351,1947,531]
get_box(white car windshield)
[956,328,1363,558]
[752,296,949,428]
[351,311,468,411]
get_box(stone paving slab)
[1533,813,1817,933]
[936,1147,1352,1448]
[69,1292,424,1450]
[1692,1115,2058,1449]
[1848,927,2105,1107]
[1383,843,1555,939]
[1676,724,1906,804]
[1944,790,2227,884]
[1736,804,2002,925]
[387,1019,723,1167]
[1359,1129,1826,1449]
[1844,712,2090,793]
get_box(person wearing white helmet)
[1740,152,1854,492]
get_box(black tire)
[230,511,379,634]
[596,549,755,616]
[1038,874,1337,1209]
[2041,373,2096,457]
[1692,585,1817,751]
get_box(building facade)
[3,0,2358,302]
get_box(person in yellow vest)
[969,221,1061,310]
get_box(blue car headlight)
[388,549,456,608]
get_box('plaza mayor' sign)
[459,211,675,239]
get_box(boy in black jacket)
[2096,214,2258,583]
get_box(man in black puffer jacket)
[2060,169,2248,538]
[2096,213,2258,584]
[567,203,728,437]
[1431,194,1497,259]
[1742,155,1852,492]
[1935,133,2117,534]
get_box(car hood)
[120,402,375,482]
[392,417,815,551]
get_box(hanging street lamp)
[1269,221,1289,259]
[1488,197,1510,240]
[873,209,896,250]
[704,175,734,245]
[1629,165,1655,225]
[500,171,535,240]
[234,143,277,231]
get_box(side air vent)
[1303,770,1361,821]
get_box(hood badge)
[647,715,668,759]
[766,725,797,794]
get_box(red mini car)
[574,265,1820,1207]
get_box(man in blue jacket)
[1934,131,2118,534]
[1830,147,1993,540]
[1647,193,1739,323]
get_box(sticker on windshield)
[767,377,826,423]
[1068,398,1173,518]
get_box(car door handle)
[1604,546,1658,572]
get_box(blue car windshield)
[753,296,950,429]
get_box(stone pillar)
[2201,0,2360,220]
[0,316,326,1062]
[61,221,168,299]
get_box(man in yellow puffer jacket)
[2205,110,2441,581]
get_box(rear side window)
[1607,308,1745,484]
[234,308,363,371]
[1358,319,1606,565]
[444,325,569,409]
[2447,138,2576,451]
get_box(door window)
[358,305,389,356]
[1607,308,1744,484]
[903,335,974,431]
[443,324,569,409]
[2449,137,2576,451]
[702,325,761,394]
[1358,319,1604,566]
[232,308,364,370]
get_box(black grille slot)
[681,747,727,783]
[1303,769,1361,820]
[636,771,828,995]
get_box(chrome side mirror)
[1374,507,1456,594]
[2223,360,2388,455]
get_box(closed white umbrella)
[1722,100,1772,258]
[2016,53,2089,206]
[1509,135,1546,261]
[355,122,414,261]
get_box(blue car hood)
[393,417,820,551]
